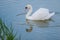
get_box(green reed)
[0,18,16,40]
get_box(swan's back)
[31,8,50,20]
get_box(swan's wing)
[31,8,50,20]
[44,12,55,19]
[33,8,49,14]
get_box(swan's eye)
[25,7,28,9]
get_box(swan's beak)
[16,7,28,16]
[16,13,26,16]
[16,14,21,16]
[25,7,28,9]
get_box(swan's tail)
[50,12,55,17]
[45,12,55,19]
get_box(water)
[0,0,60,40]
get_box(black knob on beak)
[25,7,27,9]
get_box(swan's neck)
[26,8,32,19]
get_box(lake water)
[0,0,60,40]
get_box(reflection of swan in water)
[26,26,33,32]
[26,19,54,32]
[26,19,53,28]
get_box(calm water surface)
[0,0,60,40]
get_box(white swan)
[25,4,55,20]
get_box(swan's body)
[25,4,55,20]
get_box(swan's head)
[25,4,32,10]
